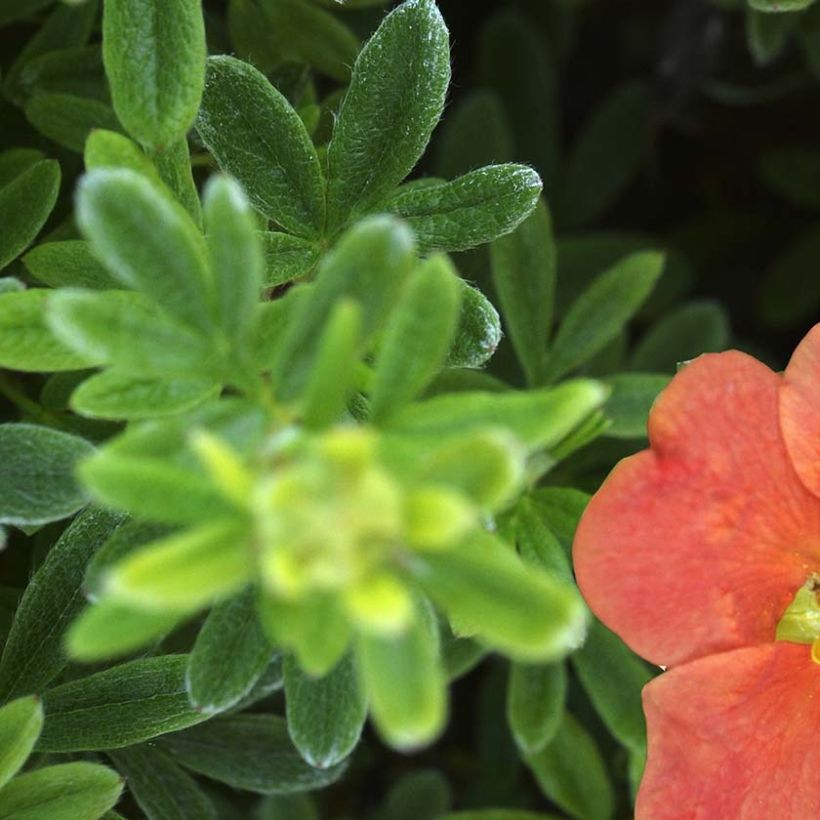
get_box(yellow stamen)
[811,639,820,665]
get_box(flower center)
[776,574,820,664]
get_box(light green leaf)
[412,531,587,663]
[25,93,120,153]
[388,380,607,451]
[0,159,60,271]
[561,83,652,228]
[631,301,730,372]
[108,746,217,820]
[38,655,207,752]
[0,762,123,820]
[66,600,180,663]
[356,600,445,750]
[84,129,162,179]
[160,714,346,794]
[261,232,320,287]
[103,0,206,147]
[76,169,214,332]
[0,289,96,372]
[23,240,117,290]
[0,424,95,528]
[543,252,664,382]
[325,0,450,227]
[204,175,265,349]
[507,663,565,755]
[187,589,273,714]
[196,56,325,238]
[71,371,220,421]
[371,255,461,422]
[490,199,555,386]
[603,373,670,439]
[48,290,221,379]
[0,696,43,790]
[526,713,614,820]
[284,652,367,768]
[571,620,653,753]
[0,509,123,701]
[105,520,252,614]
[273,216,416,401]
[446,282,502,369]
[386,165,542,253]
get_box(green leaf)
[102,0,206,147]
[570,620,653,753]
[204,175,265,349]
[507,663,565,755]
[0,424,95,528]
[16,46,107,103]
[759,147,820,209]
[261,232,320,286]
[154,137,204,228]
[257,794,318,820]
[0,762,123,820]
[325,0,450,227]
[529,487,590,555]
[85,129,162,179]
[512,497,572,580]
[603,373,670,439]
[0,0,53,27]
[356,600,445,750]
[71,371,220,421]
[631,301,730,372]
[412,531,587,663]
[38,655,207,752]
[490,200,556,386]
[196,56,325,238]
[386,165,541,254]
[0,696,43,790]
[160,714,346,794]
[0,159,60,271]
[388,380,607,451]
[299,299,362,430]
[23,241,118,290]
[105,520,252,614]
[283,652,367,768]
[746,7,798,64]
[48,290,220,380]
[526,713,614,820]
[0,509,122,701]
[446,282,502,369]
[561,83,652,228]
[371,255,461,422]
[381,770,452,820]
[25,94,120,153]
[108,746,217,820]
[543,252,664,382]
[0,290,96,372]
[273,216,416,401]
[749,0,815,10]
[0,149,44,189]
[76,169,214,332]
[66,599,180,663]
[441,812,562,820]
[187,589,273,714]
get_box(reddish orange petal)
[637,643,820,820]
[781,323,820,500]
[573,351,820,667]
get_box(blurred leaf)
[759,147,820,209]
[490,200,555,386]
[256,794,318,820]
[103,0,205,147]
[187,589,273,714]
[0,424,95,528]
[38,655,207,752]
[603,373,670,438]
[0,159,60,271]
[543,252,664,382]
[0,762,123,820]
[0,509,122,700]
[325,0,450,227]
[0,695,43,790]
[160,714,346,794]
[381,770,451,820]
[746,7,798,63]
[283,652,367,768]
[507,662,565,755]
[108,745,217,820]
[749,0,816,10]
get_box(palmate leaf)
[325,0,451,228]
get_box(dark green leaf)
[603,374,670,439]
[381,770,451,820]
[507,663,565,754]
[0,695,43,790]
[261,232,320,287]
[25,93,120,153]
[446,282,502,369]
[759,147,820,209]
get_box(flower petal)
[573,351,820,667]
[781,323,820,500]
[637,643,820,820]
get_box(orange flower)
[573,324,820,818]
